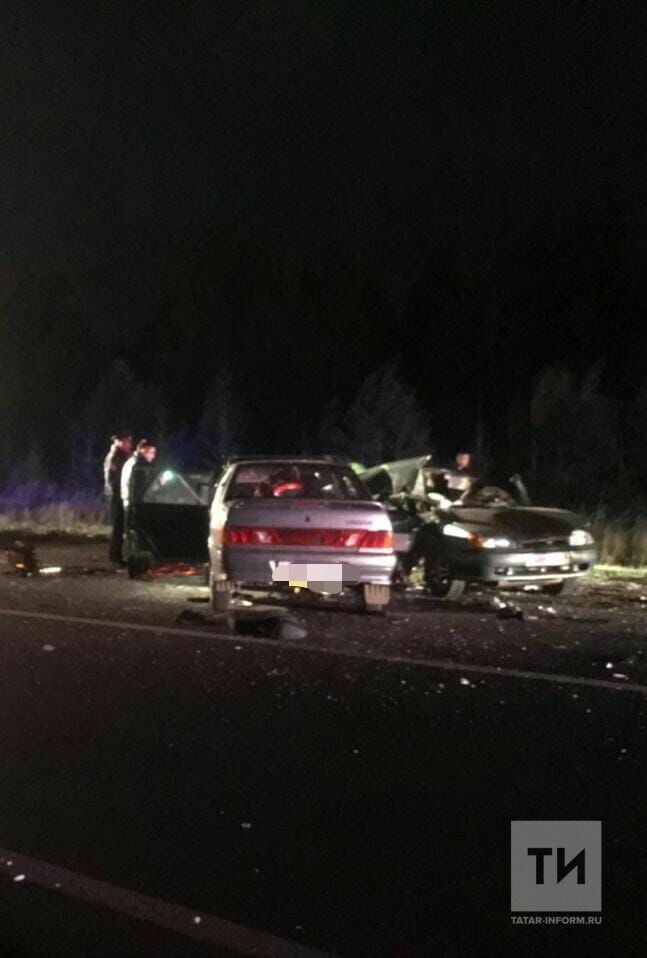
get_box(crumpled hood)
[445,506,585,542]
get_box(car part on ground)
[541,577,581,596]
[226,606,308,640]
[6,540,39,576]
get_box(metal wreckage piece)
[6,540,39,576]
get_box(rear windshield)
[226,462,367,501]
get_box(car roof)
[227,456,348,467]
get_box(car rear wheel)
[361,583,391,613]
[543,578,580,596]
[421,551,466,600]
[211,576,233,612]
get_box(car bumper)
[219,546,396,587]
[449,546,598,583]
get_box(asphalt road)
[1,541,647,957]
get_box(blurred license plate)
[518,551,569,567]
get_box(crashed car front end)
[363,456,598,596]
[438,519,597,586]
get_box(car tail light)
[358,530,394,550]
[222,527,393,549]
[223,527,281,545]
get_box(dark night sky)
[2,0,647,450]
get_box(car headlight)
[569,529,594,547]
[442,523,472,539]
[474,536,513,549]
[442,524,513,548]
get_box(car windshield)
[424,469,519,506]
[420,468,472,502]
[226,462,367,501]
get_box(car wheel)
[211,576,232,612]
[361,583,391,613]
[543,578,580,596]
[421,550,466,600]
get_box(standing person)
[455,451,473,473]
[120,439,158,510]
[104,434,133,565]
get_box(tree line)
[0,228,645,513]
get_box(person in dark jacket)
[104,434,133,565]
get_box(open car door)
[125,468,209,576]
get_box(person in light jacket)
[120,439,158,510]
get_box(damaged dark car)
[361,455,598,599]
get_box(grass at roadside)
[0,520,110,541]
[591,511,647,567]
[0,486,110,541]
[594,564,647,582]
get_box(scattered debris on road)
[175,609,208,625]
[227,606,307,640]
[5,541,39,576]
[492,595,524,620]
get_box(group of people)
[103,435,158,566]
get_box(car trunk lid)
[224,499,393,551]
